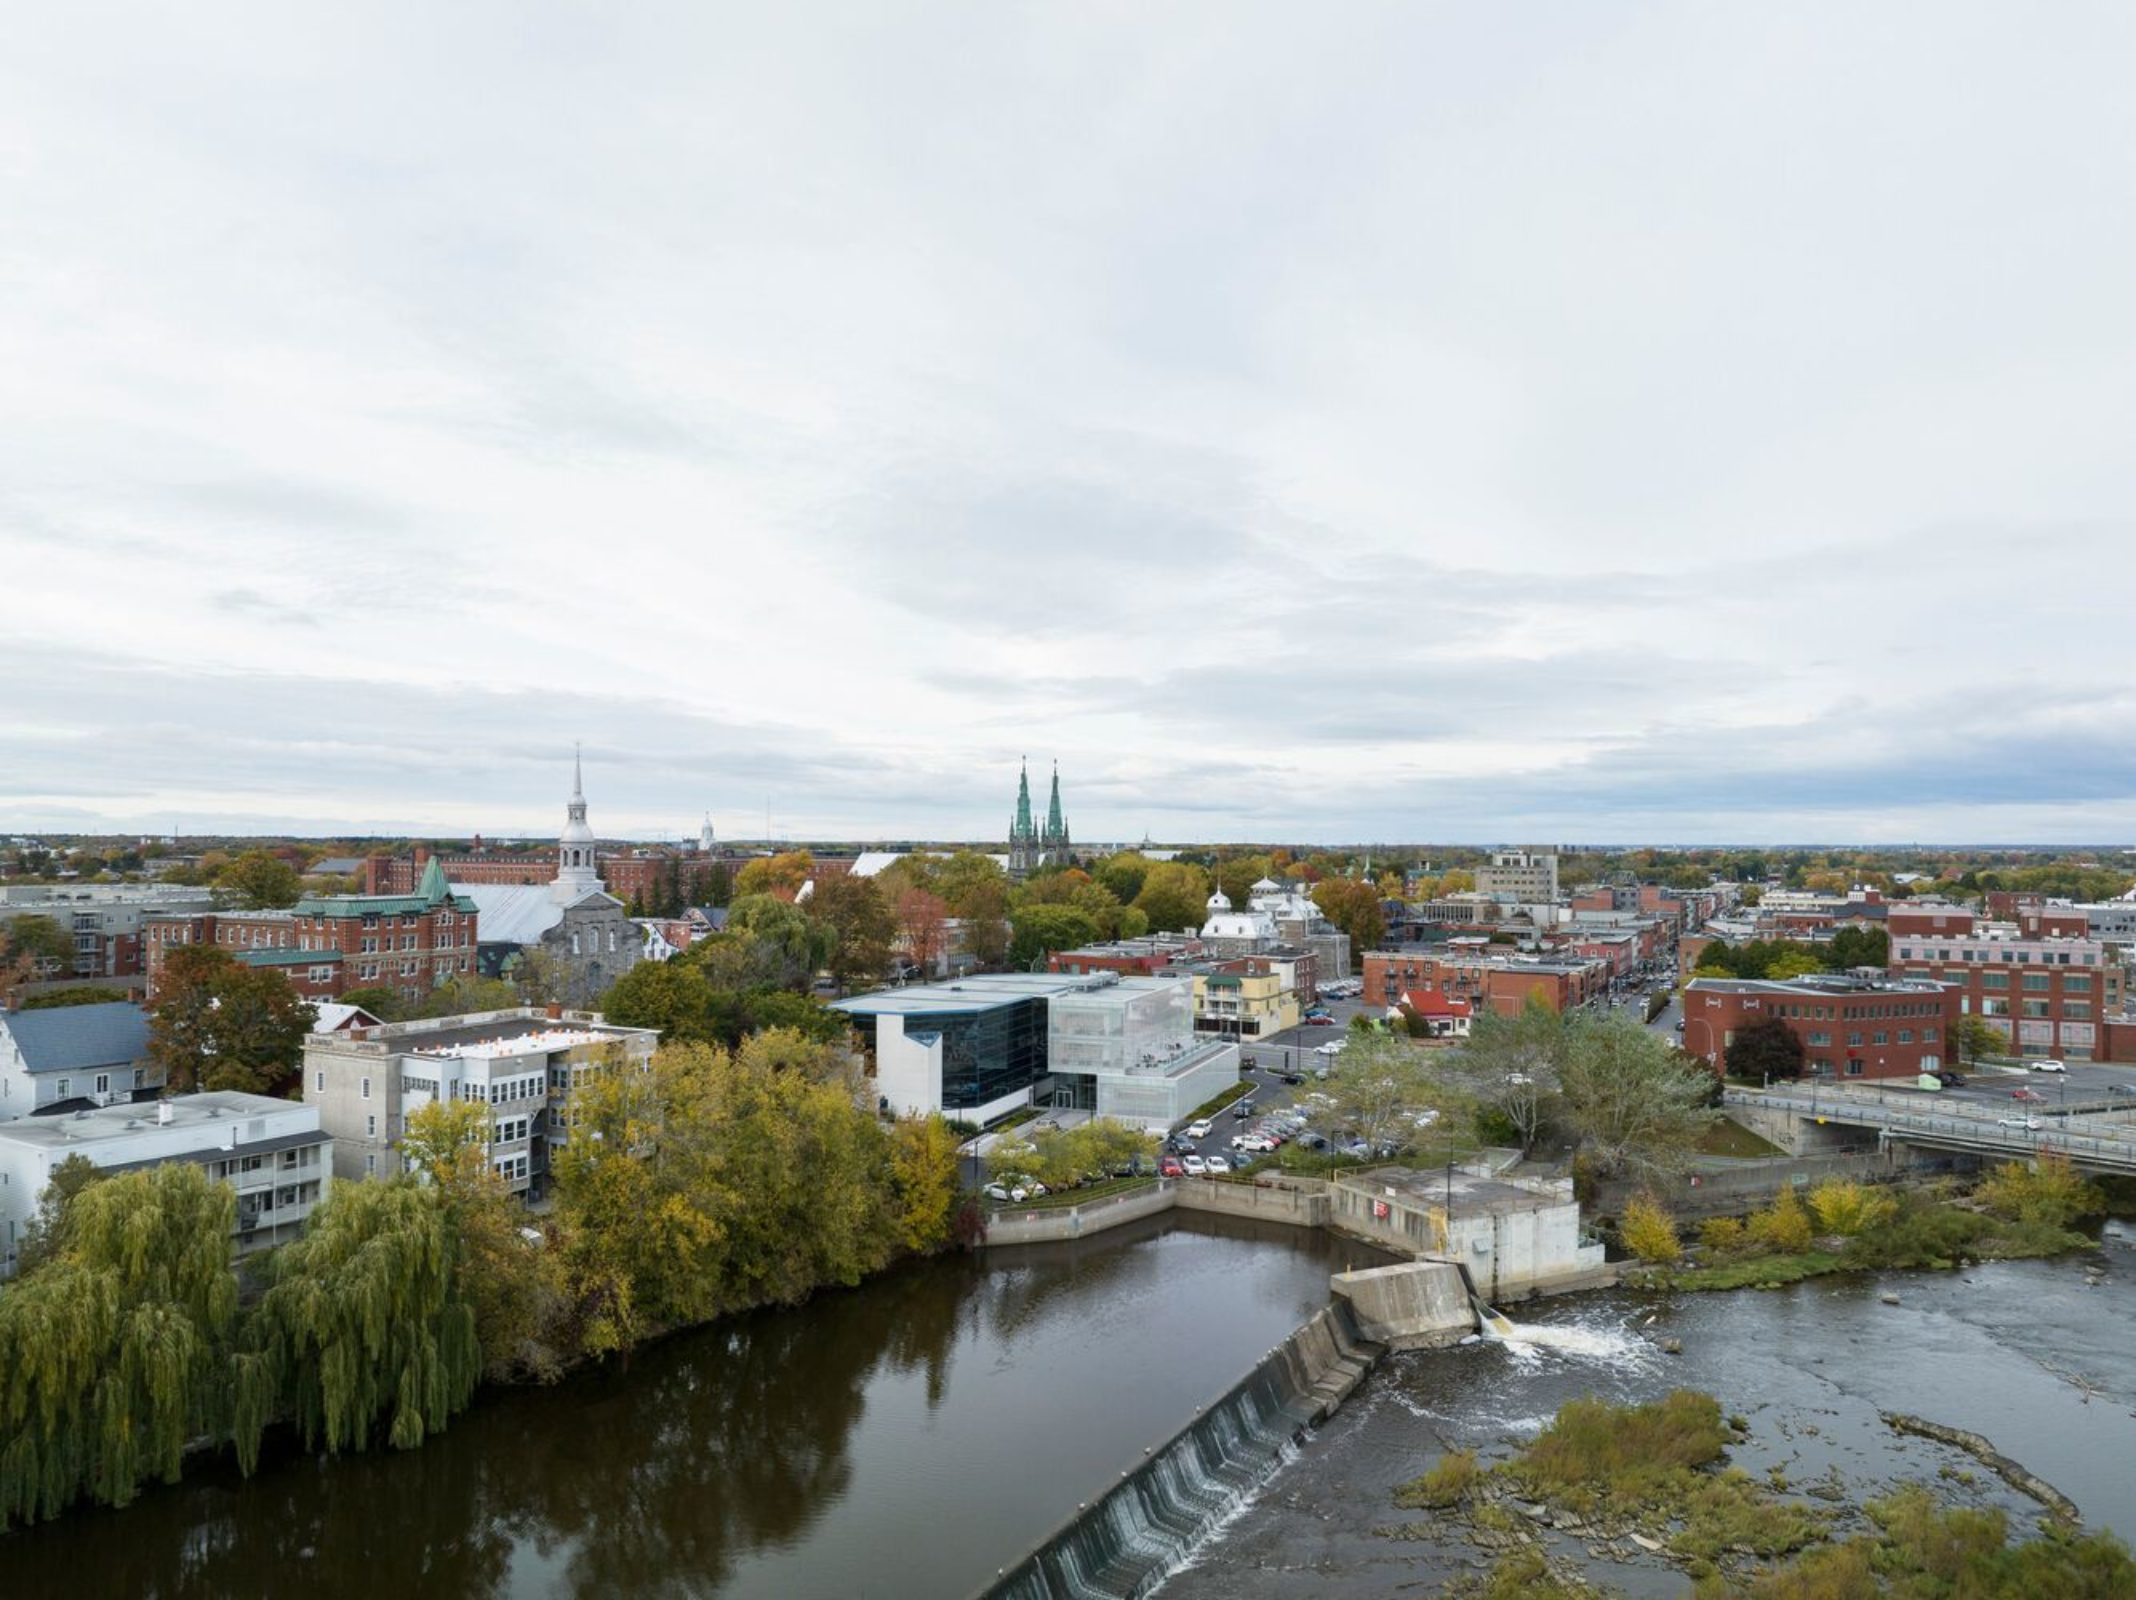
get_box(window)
[1982,972,2009,989]
[361,1076,371,1100]
[1923,1026,1939,1043]
[1806,1032,1831,1047]
[94,1072,109,1095]
[1846,1059,1863,1076]
[1846,1032,1862,1047]
[1898,1030,1913,1043]
[55,1078,70,1098]
[2022,974,2052,993]
[1872,1031,1887,1046]
[367,1114,377,1137]
[366,1154,376,1176]
[2066,976,2094,994]
[2022,1001,2050,1019]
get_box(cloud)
[3,7,2136,843]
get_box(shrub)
[1806,1178,1896,1238]
[1745,1186,1814,1254]
[1839,1196,1985,1270]
[1976,1155,2104,1231]
[1699,1215,1747,1255]
[1394,1448,1480,1509]
[1510,1390,1729,1513]
[1621,1191,1683,1265]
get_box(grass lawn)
[1697,1117,1785,1158]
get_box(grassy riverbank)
[1382,1391,2136,1597]
[1620,1159,2103,1294]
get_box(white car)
[1185,1119,1214,1139]
[1181,1154,1208,1176]
[1998,1116,2043,1131]
[2028,1059,2067,1074]
[1204,1155,1231,1175]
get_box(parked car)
[1186,1119,1214,1139]
[1673,1020,1686,1033]
[1182,1155,1208,1176]
[1159,1158,1185,1178]
[983,1181,1028,1204]
[1999,1116,2043,1131]
[1204,1155,1232,1175]
[2011,1087,2046,1103]
[1279,1070,1305,1085]
[1233,1098,1257,1119]
[1936,1071,1968,1087]
[2028,1059,2068,1073]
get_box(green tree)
[412,974,522,1018]
[12,1153,102,1277]
[601,957,720,1041]
[249,1181,480,1453]
[1133,860,1211,933]
[1948,1014,2006,1066]
[1556,1016,1714,1178]
[0,1164,245,1528]
[1008,903,1101,968]
[0,913,72,976]
[1725,1016,1807,1083]
[1827,925,1890,969]
[725,894,833,990]
[888,1114,964,1254]
[16,986,129,1011]
[401,1100,570,1382]
[1093,852,1151,906]
[1320,1031,1462,1158]
[807,874,898,992]
[1449,995,1567,1151]
[333,985,408,1021]
[1311,877,1387,954]
[217,849,302,909]
[1620,1191,1682,1265]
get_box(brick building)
[1363,946,1608,1018]
[145,858,479,1006]
[1680,973,1959,1081]
[0,884,217,982]
[1887,910,2121,1061]
[366,841,729,913]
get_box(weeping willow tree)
[248,1180,479,1453]
[0,1163,238,1529]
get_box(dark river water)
[5,1215,2131,1600]
[0,1212,1378,1600]
[1162,1224,2136,1598]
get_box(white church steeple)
[553,744,605,903]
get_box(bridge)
[1723,1085,2136,1177]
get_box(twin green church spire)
[1008,758,1070,873]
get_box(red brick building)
[1049,935,1208,977]
[1363,947,1607,1018]
[146,860,480,1006]
[1887,915,2120,1061]
[365,843,729,912]
[1680,973,1959,1081]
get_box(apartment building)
[0,883,217,982]
[1476,850,1559,906]
[302,1006,658,1198]
[0,1091,330,1277]
[1681,972,1958,1081]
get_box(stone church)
[457,753,645,1006]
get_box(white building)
[0,1091,330,1277]
[833,972,1239,1131]
[0,1001,158,1118]
[1476,850,1560,907]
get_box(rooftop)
[412,1027,615,1061]
[304,1007,650,1056]
[833,971,1129,1016]
[0,1001,150,1073]
[1688,972,1951,997]
[0,1090,306,1153]
[1337,1165,1568,1217]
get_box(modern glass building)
[833,971,1239,1130]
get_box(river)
[1161,1225,2136,1598]
[0,1212,1379,1600]
[6,1214,2131,1599]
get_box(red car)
[2011,1088,2045,1103]
[1160,1158,1185,1178]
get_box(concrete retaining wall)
[1329,1260,1475,1351]
[981,1180,1178,1246]
[1175,1176,1330,1227]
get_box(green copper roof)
[239,948,345,966]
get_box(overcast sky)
[5,4,2134,846]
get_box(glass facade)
[935,1000,1051,1111]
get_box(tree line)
[0,1028,970,1531]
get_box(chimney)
[156,1099,174,1125]
[545,1003,563,1020]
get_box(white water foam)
[1481,1310,1657,1370]
[1146,1434,1303,1592]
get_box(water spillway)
[980,1304,1384,1600]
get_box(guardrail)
[1725,1087,2136,1174]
